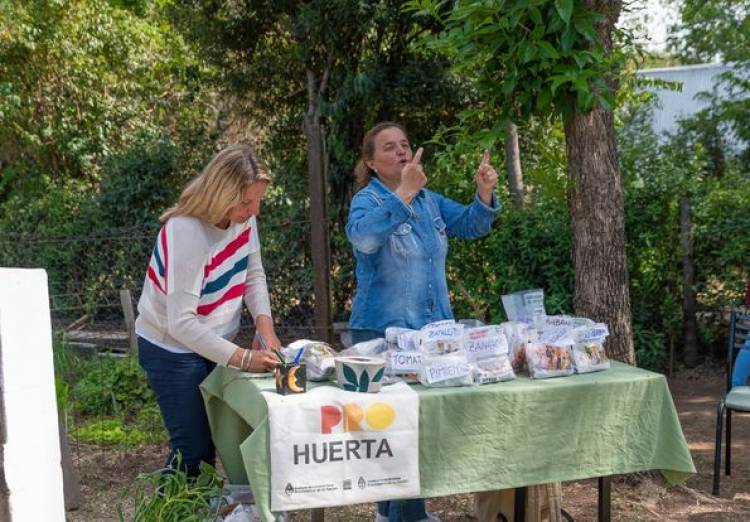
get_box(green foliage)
[619,98,750,362]
[667,0,750,162]
[76,418,148,445]
[0,136,183,314]
[411,0,633,120]
[424,134,573,322]
[0,0,217,197]
[97,137,180,228]
[120,459,223,522]
[446,195,574,323]
[74,355,154,418]
[668,0,749,64]
[633,326,667,372]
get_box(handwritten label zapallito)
[463,326,508,361]
[420,320,463,341]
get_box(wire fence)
[0,217,352,341]
[1,218,354,484]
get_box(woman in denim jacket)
[346,122,500,522]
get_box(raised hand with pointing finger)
[348,122,502,522]
[475,149,499,205]
[396,146,427,204]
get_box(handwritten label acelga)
[389,351,423,372]
[423,357,471,384]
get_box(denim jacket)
[346,177,500,333]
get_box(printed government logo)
[292,401,398,465]
[285,483,294,496]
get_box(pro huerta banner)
[262,382,420,511]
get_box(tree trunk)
[564,106,634,364]
[563,0,634,364]
[504,119,525,208]
[303,115,333,344]
[680,197,699,367]
[303,65,334,344]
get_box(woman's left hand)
[252,314,282,351]
[475,149,498,205]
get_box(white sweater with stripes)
[135,215,272,365]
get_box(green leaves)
[343,364,359,391]
[414,0,626,120]
[554,0,573,24]
[358,371,370,392]
[342,364,383,391]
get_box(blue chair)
[713,310,750,495]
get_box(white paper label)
[389,351,423,372]
[423,358,471,384]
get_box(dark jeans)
[138,336,216,477]
[377,499,429,522]
[350,328,429,522]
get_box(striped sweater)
[135,215,272,365]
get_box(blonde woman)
[135,144,281,477]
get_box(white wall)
[636,63,742,147]
[0,269,65,521]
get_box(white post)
[0,269,65,521]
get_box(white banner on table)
[262,382,420,511]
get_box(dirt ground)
[67,367,750,522]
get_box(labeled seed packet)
[419,353,474,387]
[472,355,516,384]
[384,349,422,383]
[501,321,536,372]
[463,325,509,361]
[525,341,574,379]
[571,323,610,373]
[385,327,416,349]
[417,320,465,355]
[501,289,546,329]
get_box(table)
[201,362,695,522]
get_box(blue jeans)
[350,329,429,522]
[138,336,216,477]
[377,499,429,522]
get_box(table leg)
[597,477,611,522]
[311,507,325,522]
[514,487,527,522]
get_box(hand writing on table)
[228,347,279,372]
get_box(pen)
[255,331,270,351]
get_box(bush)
[73,355,154,418]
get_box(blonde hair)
[160,144,270,224]
[354,121,406,190]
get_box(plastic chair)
[713,309,750,495]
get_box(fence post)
[120,289,137,355]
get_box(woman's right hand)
[396,147,426,203]
[247,350,280,372]
[228,347,279,372]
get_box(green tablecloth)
[200,362,695,522]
